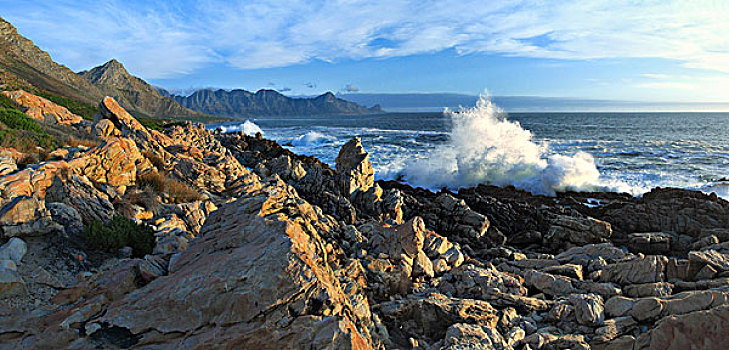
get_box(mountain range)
[0,16,378,120]
[168,88,382,117]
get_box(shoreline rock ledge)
[1,92,729,349]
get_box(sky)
[2,0,729,102]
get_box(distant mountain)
[170,88,383,117]
[0,16,103,104]
[79,59,210,120]
[338,93,729,112]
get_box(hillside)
[170,88,383,117]
[0,17,103,104]
[79,59,210,120]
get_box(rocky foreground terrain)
[1,91,729,349]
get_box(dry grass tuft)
[137,171,201,204]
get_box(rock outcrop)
[1,90,83,125]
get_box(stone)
[0,196,62,238]
[1,90,83,125]
[0,263,25,297]
[45,171,115,225]
[442,323,513,350]
[0,237,27,263]
[335,137,374,196]
[636,304,729,350]
[523,269,576,296]
[68,137,147,187]
[545,214,612,246]
[624,282,674,298]
[595,256,668,285]
[92,118,120,138]
[542,264,583,280]
[688,249,729,272]
[0,156,16,176]
[628,232,674,254]
[569,293,605,326]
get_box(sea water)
[209,96,729,199]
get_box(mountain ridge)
[169,88,383,117]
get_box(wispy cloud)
[2,0,729,79]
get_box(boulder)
[0,196,62,238]
[595,255,668,285]
[635,304,729,350]
[336,137,374,196]
[45,171,115,224]
[0,237,27,263]
[93,177,380,348]
[545,214,612,247]
[442,323,512,350]
[1,90,83,125]
[569,293,605,326]
[0,156,16,176]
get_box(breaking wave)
[399,94,609,195]
[291,131,337,147]
[215,120,263,135]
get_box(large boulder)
[0,196,61,238]
[91,176,380,348]
[635,304,729,350]
[1,90,83,125]
[336,137,374,197]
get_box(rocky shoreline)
[1,91,729,349]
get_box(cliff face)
[171,88,383,117]
[79,59,210,120]
[0,17,103,104]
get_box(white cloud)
[2,0,729,79]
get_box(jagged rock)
[555,243,628,266]
[92,118,120,138]
[1,90,83,125]
[0,237,26,263]
[605,289,729,322]
[628,232,674,254]
[68,137,149,188]
[545,214,612,247]
[0,196,62,237]
[376,293,498,343]
[45,171,115,224]
[336,137,374,197]
[92,177,380,348]
[634,304,729,349]
[523,269,576,296]
[592,316,637,345]
[0,156,16,176]
[0,161,68,199]
[594,255,668,285]
[442,323,513,350]
[688,249,729,272]
[569,293,605,326]
[623,282,674,297]
[542,264,583,280]
[175,200,217,235]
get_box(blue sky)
[2,0,729,102]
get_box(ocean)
[210,97,729,200]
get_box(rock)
[175,200,217,235]
[555,243,628,266]
[92,118,120,138]
[624,282,674,298]
[523,269,576,296]
[592,316,637,344]
[0,262,25,297]
[1,90,83,125]
[635,304,729,350]
[442,323,513,350]
[335,137,374,197]
[68,137,147,187]
[628,232,674,254]
[695,264,718,280]
[92,177,380,348]
[45,171,115,225]
[545,214,612,247]
[595,255,668,285]
[0,196,62,238]
[0,156,16,176]
[688,249,729,272]
[569,293,605,326]
[542,264,583,280]
[377,293,498,342]
[0,237,27,263]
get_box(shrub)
[0,128,56,154]
[0,108,45,134]
[83,216,156,258]
[0,94,17,110]
[137,171,201,204]
[36,92,98,120]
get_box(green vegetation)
[0,94,17,110]
[0,108,46,133]
[83,216,156,258]
[137,171,202,204]
[36,92,98,120]
[0,108,57,157]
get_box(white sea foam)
[216,120,263,135]
[291,131,337,147]
[398,94,610,195]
